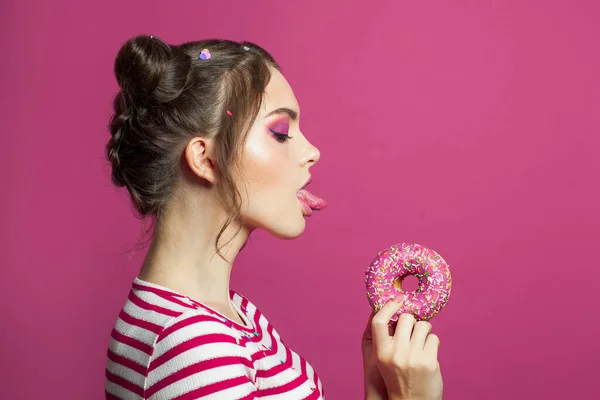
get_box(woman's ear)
[184,137,217,184]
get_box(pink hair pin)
[199,49,211,60]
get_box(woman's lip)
[300,176,312,190]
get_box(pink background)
[1,0,599,399]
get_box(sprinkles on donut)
[365,242,452,322]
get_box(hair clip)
[242,45,250,51]
[199,49,211,60]
[226,110,233,116]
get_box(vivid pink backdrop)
[1,0,599,399]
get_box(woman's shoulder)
[123,279,245,335]
[154,307,247,349]
[122,278,270,345]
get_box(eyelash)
[270,129,293,143]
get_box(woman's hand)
[362,313,389,400]
[370,294,443,400]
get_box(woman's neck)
[138,196,251,319]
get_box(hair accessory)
[149,35,153,39]
[242,45,250,51]
[199,49,211,60]
[226,110,233,116]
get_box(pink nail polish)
[393,294,403,303]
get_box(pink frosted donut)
[365,243,452,322]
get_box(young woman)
[104,35,443,400]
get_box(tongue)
[297,189,327,210]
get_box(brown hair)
[106,35,279,255]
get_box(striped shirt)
[105,278,324,399]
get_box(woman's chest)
[243,334,324,399]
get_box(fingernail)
[393,294,403,303]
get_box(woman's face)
[237,68,326,239]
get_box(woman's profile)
[105,35,442,400]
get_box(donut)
[365,242,452,322]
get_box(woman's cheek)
[242,134,288,185]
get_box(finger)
[393,312,417,344]
[371,295,404,347]
[409,321,432,349]
[362,312,375,341]
[423,333,440,360]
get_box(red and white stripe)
[105,278,324,399]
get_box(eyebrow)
[265,107,298,120]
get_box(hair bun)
[114,35,192,105]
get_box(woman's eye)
[268,119,292,143]
[270,129,292,143]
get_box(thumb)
[371,294,404,348]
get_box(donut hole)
[394,275,419,293]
